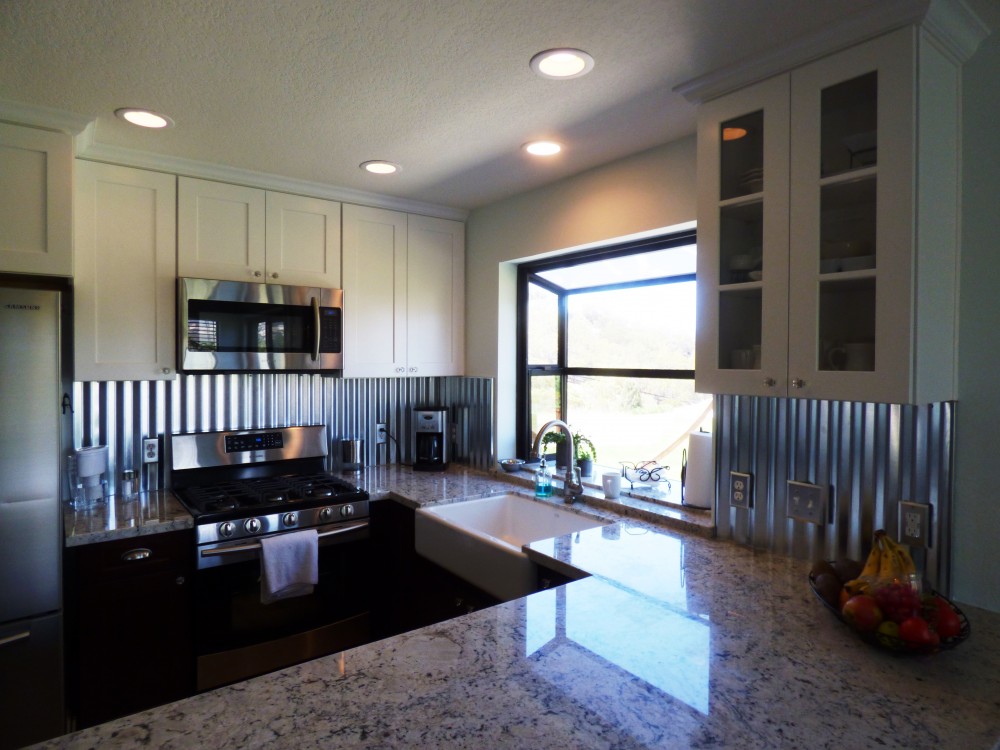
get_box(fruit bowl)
[809,572,970,655]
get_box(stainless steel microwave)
[179,278,343,372]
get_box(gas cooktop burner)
[176,472,365,521]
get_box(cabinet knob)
[175,576,185,586]
[791,378,805,389]
[271,272,279,279]
[763,377,776,387]
[395,367,405,374]
[409,367,417,373]
[162,367,171,374]
[253,270,262,278]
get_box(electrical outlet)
[376,423,387,445]
[143,438,159,464]
[787,480,827,524]
[899,501,931,548]
[730,471,752,509]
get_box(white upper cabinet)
[0,123,73,276]
[696,27,960,404]
[74,162,177,381]
[342,204,464,378]
[178,177,341,287]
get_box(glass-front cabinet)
[695,26,960,404]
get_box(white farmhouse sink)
[414,493,609,602]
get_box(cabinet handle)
[763,377,776,387]
[0,630,30,649]
[791,378,805,389]
[310,296,320,362]
[175,576,185,586]
[121,548,152,562]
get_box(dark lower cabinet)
[371,499,500,638]
[65,529,194,729]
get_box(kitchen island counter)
[46,466,1000,748]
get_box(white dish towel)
[259,529,319,604]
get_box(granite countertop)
[49,465,1000,749]
[63,490,193,547]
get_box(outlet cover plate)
[787,480,827,524]
[376,423,388,445]
[899,501,932,548]
[143,438,159,464]
[730,471,752,509]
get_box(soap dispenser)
[534,457,553,498]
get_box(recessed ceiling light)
[360,160,400,174]
[530,48,595,79]
[523,141,562,157]
[114,108,174,129]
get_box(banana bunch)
[843,530,917,596]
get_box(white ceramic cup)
[601,471,621,499]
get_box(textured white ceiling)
[1,0,897,211]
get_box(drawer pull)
[0,630,30,649]
[122,548,152,562]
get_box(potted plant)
[574,433,597,478]
[541,431,570,468]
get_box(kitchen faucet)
[529,419,584,504]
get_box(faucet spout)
[530,419,584,504]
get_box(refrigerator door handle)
[0,629,31,648]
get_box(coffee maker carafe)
[412,408,448,472]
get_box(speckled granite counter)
[63,490,193,547]
[48,465,1000,749]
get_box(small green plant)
[541,429,596,461]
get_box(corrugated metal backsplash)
[71,375,494,494]
[715,395,954,593]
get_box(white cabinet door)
[342,204,408,377]
[264,192,341,287]
[177,177,266,281]
[406,215,464,376]
[0,123,73,276]
[74,162,177,381]
[695,74,790,398]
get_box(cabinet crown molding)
[675,0,990,104]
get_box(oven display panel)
[225,432,284,453]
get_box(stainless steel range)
[171,425,373,691]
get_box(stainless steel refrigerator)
[0,284,66,748]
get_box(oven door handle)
[310,295,320,362]
[200,521,368,558]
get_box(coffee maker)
[412,407,449,472]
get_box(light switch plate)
[899,501,931,548]
[730,471,752,509]
[787,480,827,524]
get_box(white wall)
[465,136,697,462]
[954,29,1000,612]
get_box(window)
[516,229,712,481]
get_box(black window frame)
[515,229,698,459]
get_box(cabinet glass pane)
[720,201,763,285]
[718,289,761,370]
[819,176,876,274]
[720,111,763,200]
[821,72,877,177]
[818,278,875,371]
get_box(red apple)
[842,594,883,632]
[899,615,934,646]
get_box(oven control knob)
[244,517,262,535]
[319,507,334,522]
[219,522,235,538]
[340,504,355,518]
[282,512,297,527]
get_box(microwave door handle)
[311,296,320,362]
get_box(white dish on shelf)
[748,270,763,281]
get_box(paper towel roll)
[75,445,108,479]
[683,432,714,509]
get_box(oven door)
[193,521,370,691]
[180,277,343,372]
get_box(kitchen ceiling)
[1,0,898,212]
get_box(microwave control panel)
[319,308,342,353]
